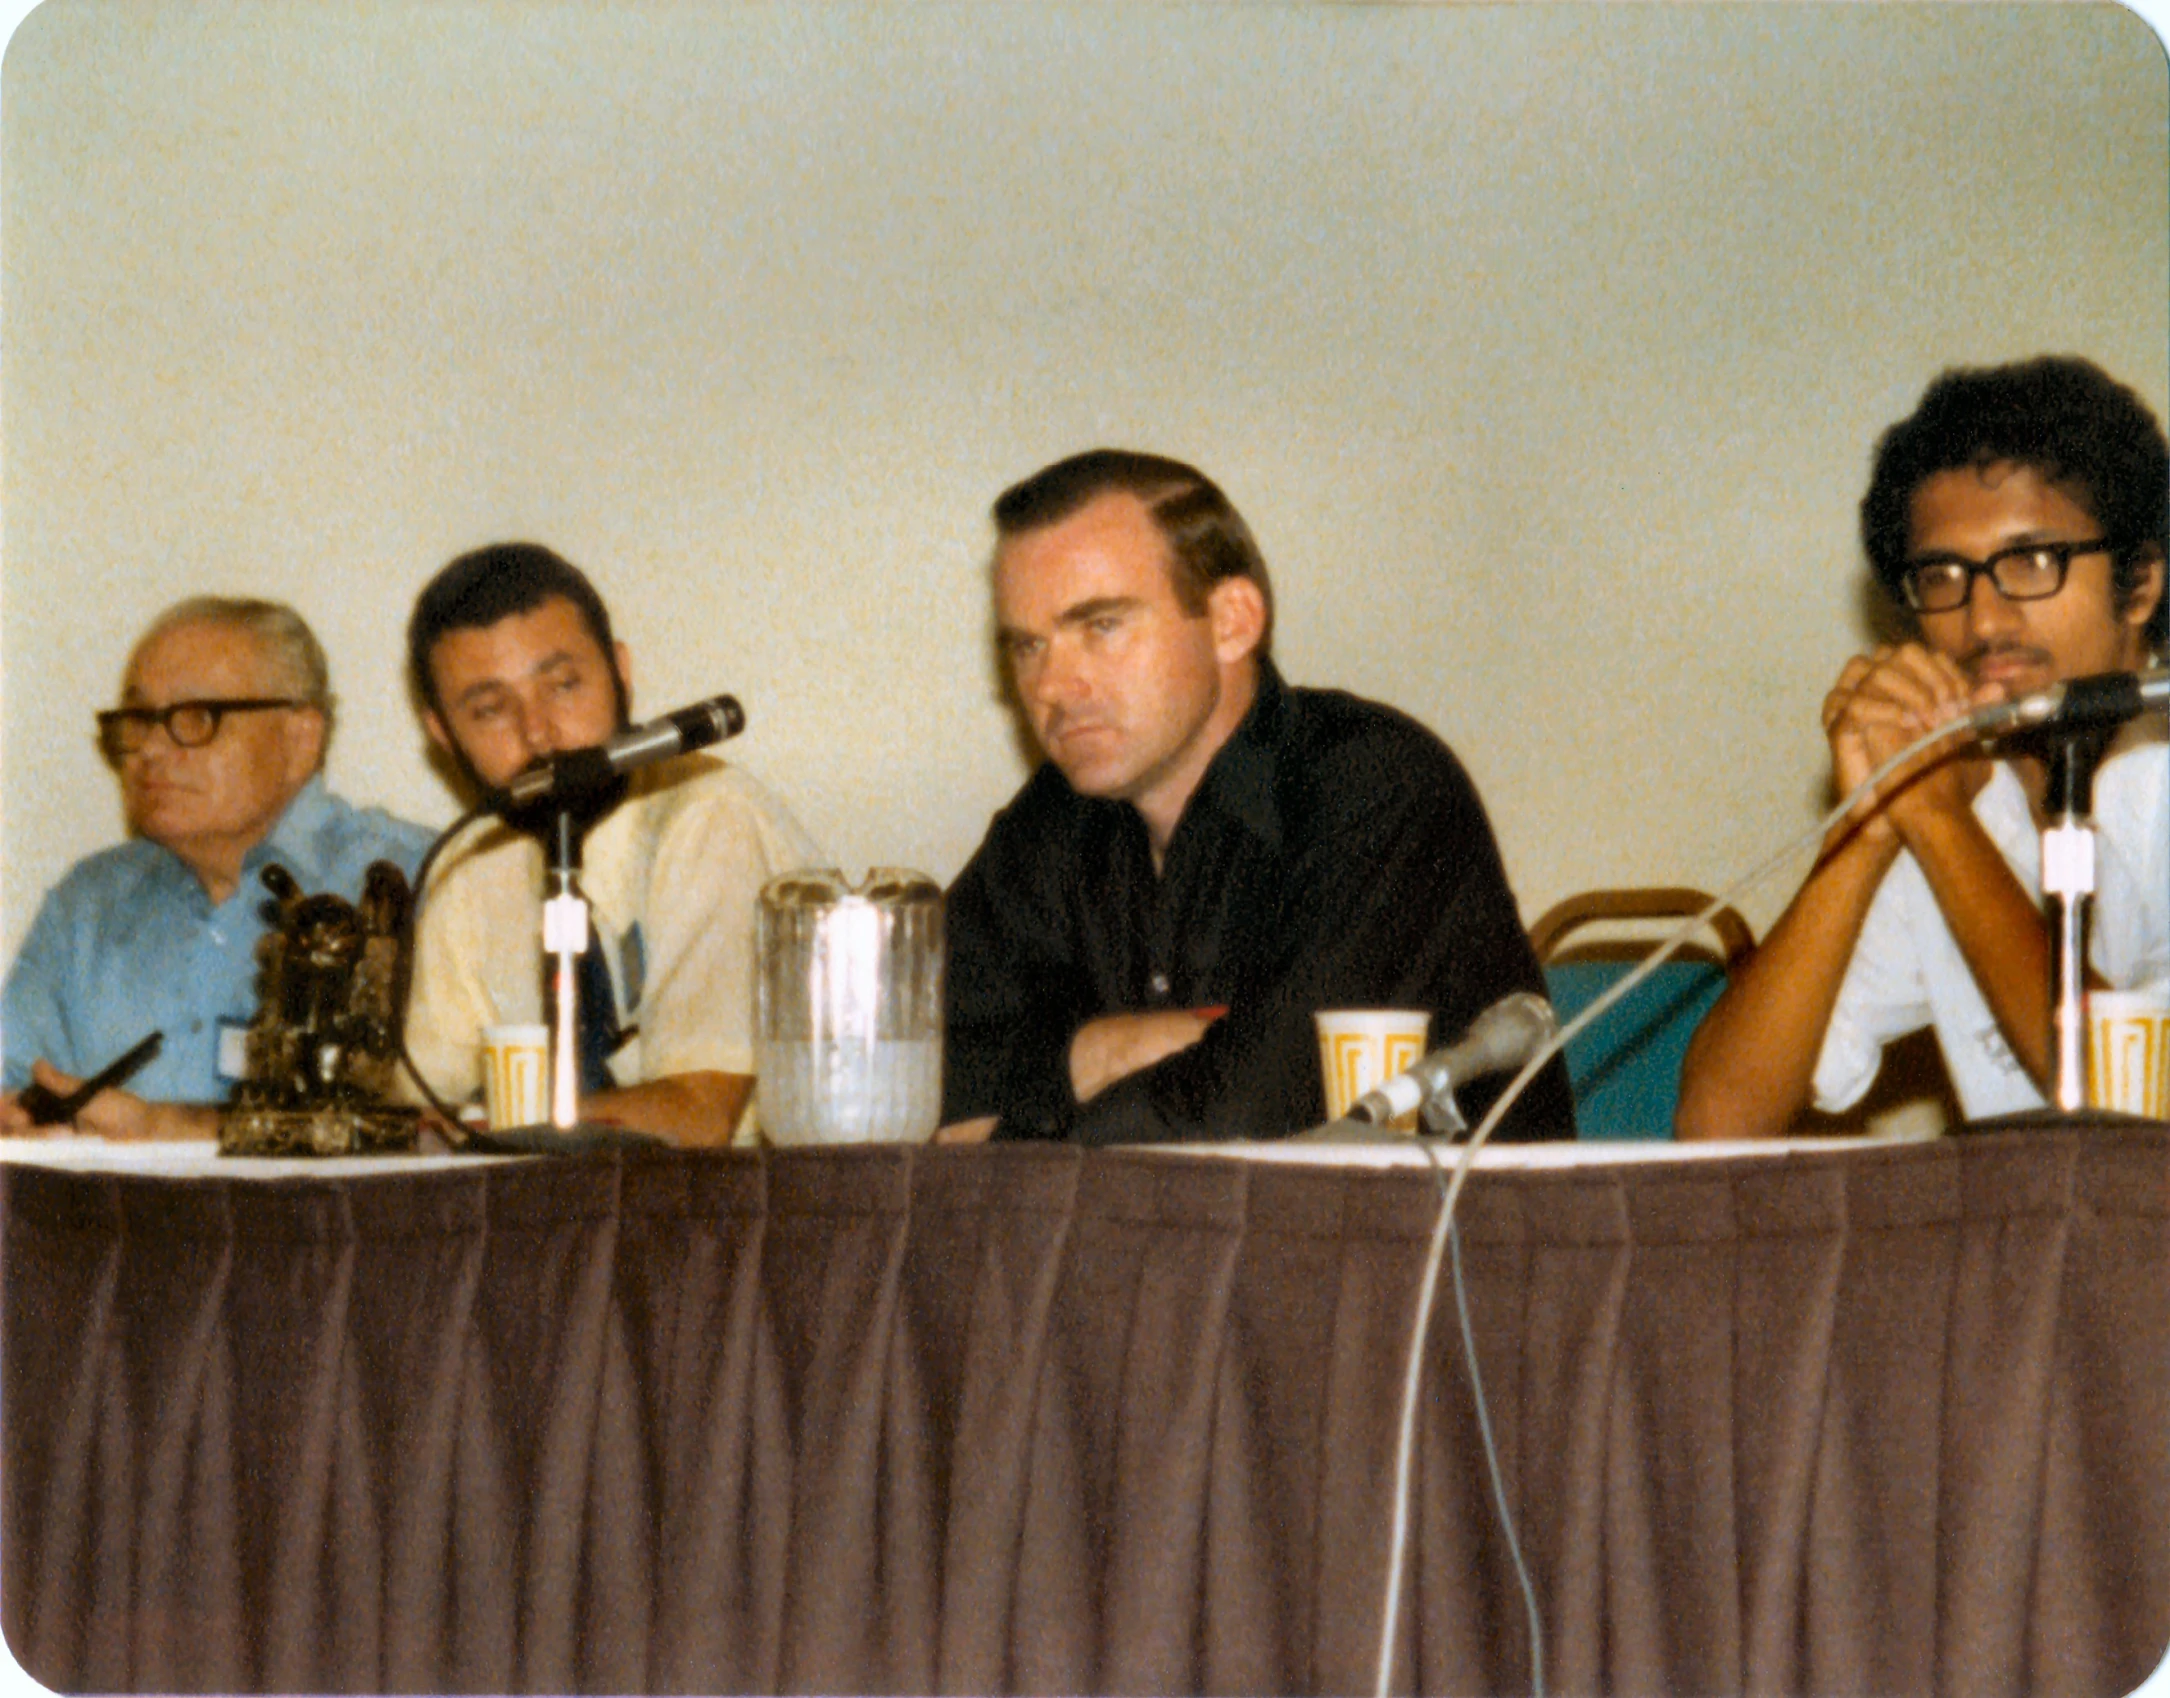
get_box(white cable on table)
[1371,712,1983,1698]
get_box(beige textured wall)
[4,1,2166,968]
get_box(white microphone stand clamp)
[542,805,591,1131]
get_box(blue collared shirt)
[3,777,436,1104]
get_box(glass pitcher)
[755,867,944,1144]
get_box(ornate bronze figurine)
[219,860,423,1156]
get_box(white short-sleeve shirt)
[1813,735,2170,1120]
[404,755,820,1101]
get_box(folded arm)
[1074,799,1567,1143]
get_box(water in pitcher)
[756,868,945,1144]
[759,1036,942,1144]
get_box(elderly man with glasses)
[1677,357,2169,1139]
[2,597,432,1139]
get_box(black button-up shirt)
[942,661,1576,1144]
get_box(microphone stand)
[541,802,591,1132]
[476,802,658,1154]
[1291,1073,1475,1143]
[496,699,746,1128]
[1975,672,2159,1121]
[2034,727,2117,1112]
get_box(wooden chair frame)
[1529,886,1755,971]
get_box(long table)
[3,1128,2166,1695]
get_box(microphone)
[492,695,745,810]
[1349,992,1558,1125]
[1969,669,2170,740]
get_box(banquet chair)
[1529,887,1757,1141]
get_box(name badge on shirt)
[217,1020,253,1083]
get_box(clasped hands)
[1823,642,2005,848]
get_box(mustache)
[1957,641,2053,674]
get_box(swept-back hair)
[993,448,1275,651]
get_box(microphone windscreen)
[674,695,745,752]
[1459,992,1557,1075]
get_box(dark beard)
[448,682,636,842]
[490,763,632,842]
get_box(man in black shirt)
[936,449,1574,1146]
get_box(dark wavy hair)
[1861,356,2168,647]
[408,541,625,719]
[992,448,1275,654]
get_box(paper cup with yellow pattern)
[2087,991,2170,1119]
[480,1023,550,1130]
[1315,1009,1432,1127]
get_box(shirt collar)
[1182,657,1286,852]
[242,773,335,885]
[134,775,331,912]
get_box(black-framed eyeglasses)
[96,698,304,762]
[1900,539,2112,614]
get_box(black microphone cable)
[394,800,492,1142]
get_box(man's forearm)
[584,1070,753,1147]
[1067,1010,1216,1103]
[1895,804,2055,1091]
[76,1095,220,1142]
[1676,829,1896,1141]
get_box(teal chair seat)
[1543,958,1732,1141]
[1530,889,1756,1142]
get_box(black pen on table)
[12,1030,166,1127]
